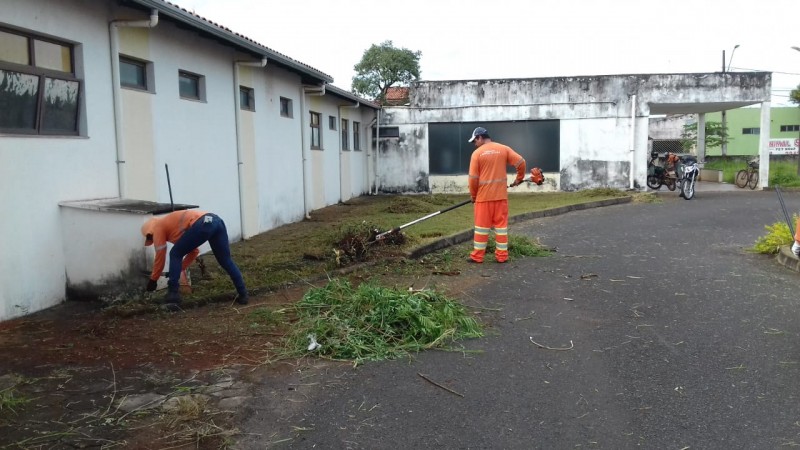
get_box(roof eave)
[127,0,333,84]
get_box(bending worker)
[141,210,248,309]
[467,126,526,263]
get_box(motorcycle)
[647,152,677,191]
[679,155,699,200]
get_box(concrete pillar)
[696,113,706,162]
[759,102,771,189]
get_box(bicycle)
[735,159,759,189]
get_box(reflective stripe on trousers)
[470,199,509,263]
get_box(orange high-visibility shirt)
[468,142,526,202]
[147,210,207,281]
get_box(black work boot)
[163,290,182,312]
[235,292,249,305]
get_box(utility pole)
[721,45,739,157]
[721,50,728,157]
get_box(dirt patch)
[0,192,589,447]
[0,253,478,448]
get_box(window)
[341,118,349,150]
[354,121,361,151]
[280,97,293,118]
[0,27,81,135]
[780,125,799,132]
[310,111,321,149]
[378,127,400,138]
[119,56,154,92]
[178,70,204,101]
[742,127,760,135]
[239,86,254,111]
[329,115,336,130]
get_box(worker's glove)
[146,279,158,292]
[792,241,800,257]
[471,197,476,203]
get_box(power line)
[729,66,800,76]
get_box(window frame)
[239,85,255,111]
[178,70,205,101]
[742,127,760,135]
[310,111,322,150]
[280,96,293,118]
[353,121,361,151]
[0,26,82,136]
[119,55,154,93]
[779,125,799,132]
[341,118,349,150]
[329,115,336,130]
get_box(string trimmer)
[372,199,472,242]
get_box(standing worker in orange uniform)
[467,126,527,263]
[141,210,248,310]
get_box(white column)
[759,102,771,189]
[697,113,706,162]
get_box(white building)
[377,74,772,192]
[1,0,379,321]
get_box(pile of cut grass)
[283,279,482,364]
[485,234,554,258]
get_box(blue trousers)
[168,213,246,296]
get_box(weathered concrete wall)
[649,114,693,140]
[379,73,771,193]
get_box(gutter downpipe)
[300,83,326,219]
[109,9,159,198]
[374,108,381,194]
[233,57,267,240]
[338,102,360,202]
[629,94,636,190]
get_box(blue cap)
[468,127,488,143]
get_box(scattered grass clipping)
[0,375,32,416]
[284,279,482,364]
[486,234,554,258]
[752,215,797,254]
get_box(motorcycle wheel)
[666,178,677,191]
[646,175,662,190]
[681,175,695,200]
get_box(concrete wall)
[379,73,770,192]
[0,0,378,321]
[649,114,692,140]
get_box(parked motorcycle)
[647,152,677,191]
[679,155,699,200]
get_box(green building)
[704,107,800,156]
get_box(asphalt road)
[237,190,800,449]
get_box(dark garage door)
[428,121,560,175]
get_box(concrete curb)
[406,196,632,259]
[776,245,800,272]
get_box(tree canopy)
[790,83,800,106]
[680,120,731,150]
[351,40,421,105]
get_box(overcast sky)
[171,0,800,106]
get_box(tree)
[352,40,421,105]
[680,120,731,151]
[790,83,800,105]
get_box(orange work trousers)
[470,199,509,263]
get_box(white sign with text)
[769,138,800,155]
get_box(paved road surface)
[237,190,800,449]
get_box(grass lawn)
[704,158,800,187]
[190,189,630,299]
